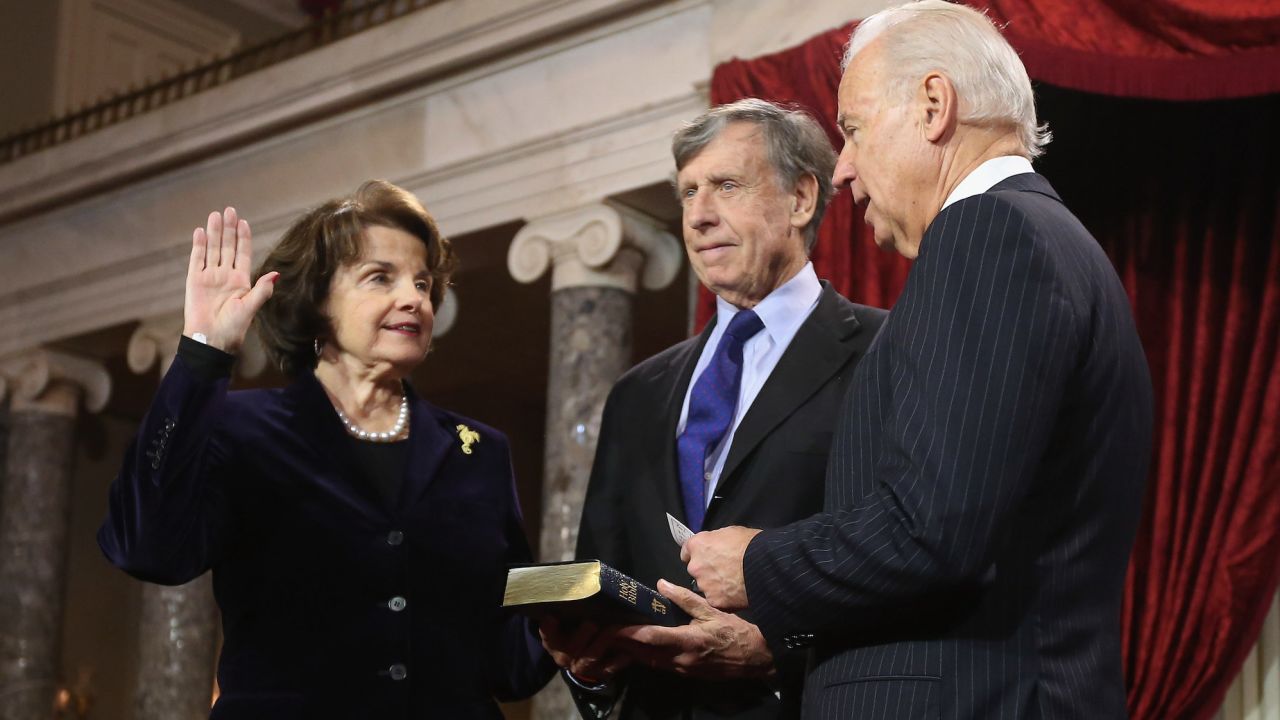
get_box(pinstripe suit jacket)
[742,173,1153,720]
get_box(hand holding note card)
[667,512,694,548]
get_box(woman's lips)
[383,323,420,335]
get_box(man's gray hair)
[672,98,836,250]
[843,0,1051,158]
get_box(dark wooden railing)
[0,0,442,165]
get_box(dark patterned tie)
[676,309,765,531]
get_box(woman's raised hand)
[183,207,278,354]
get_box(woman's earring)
[314,338,323,357]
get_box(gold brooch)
[456,424,480,455]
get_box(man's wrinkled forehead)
[836,46,887,124]
[676,123,765,178]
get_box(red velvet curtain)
[1041,89,1280,720]
[705,12,1280,720]
[975,0,1280,100]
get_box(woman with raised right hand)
[100,180,555,719]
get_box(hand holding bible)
[537,616,631,683]
[614,579,773,679]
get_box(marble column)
[126,316,221,720]
[0,350,110,720]
[133,578,219,720]
[509,202,681,720]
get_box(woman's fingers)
[189,227,207,274]
[204,211,221,267]
[574,625,624,680]
[193,208,251,273]
[203,207,239,268]
[218,207,237,268]
[233,218,252,270]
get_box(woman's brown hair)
[254,180,456,376]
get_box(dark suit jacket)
[578,283,886,720]
[743,174,1154,719]
[99,355,555,719]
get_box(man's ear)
[920,71,958,144]
[790,173,819,231]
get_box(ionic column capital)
[507,202,682,293]
[0,348,111,415]
[127,314,270,379]
[127,315,184,378]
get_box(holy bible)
[503,560,692,627]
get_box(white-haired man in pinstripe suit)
[657,2,1154,718]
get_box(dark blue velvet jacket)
[99,355,555,719]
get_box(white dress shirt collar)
[942,155,1035,210]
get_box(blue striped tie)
[677,309,765,531]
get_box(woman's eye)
[415,280,431,292]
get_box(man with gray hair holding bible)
[539,98,885,718]
[675,2,1154,719]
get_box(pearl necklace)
[333,392,409,442]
